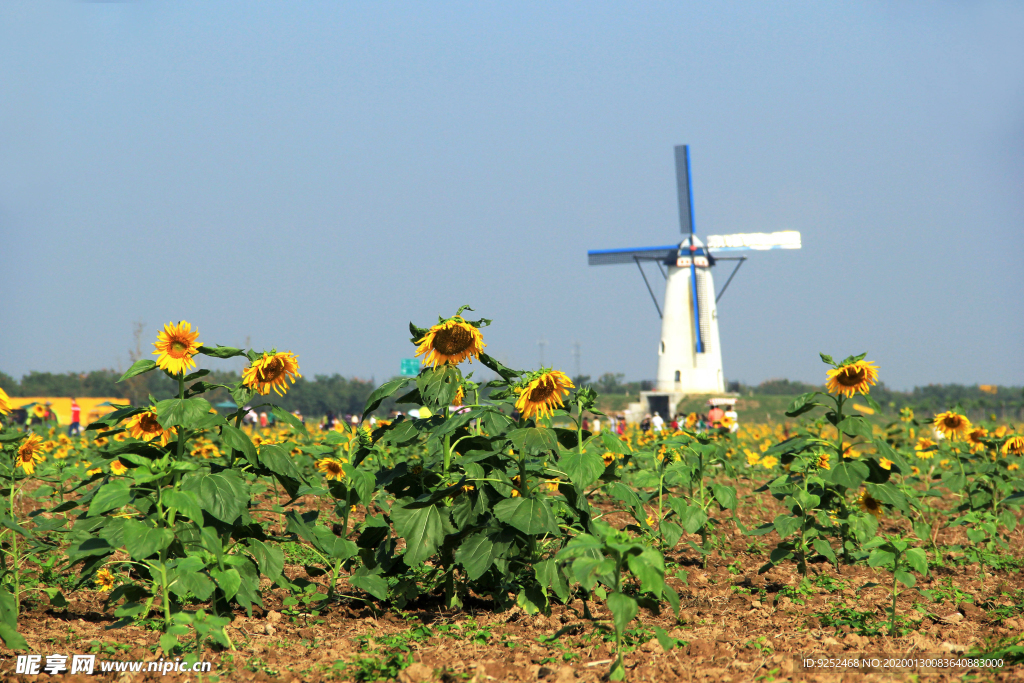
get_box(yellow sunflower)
[816,452,831,470]
[94,568,115,592]
[110,460,128,476]
[1003,436,1024,456]
[910,466,920,476]
[966,427,988,453]
[125,410,176,447]
[1008,463,1020,472]
[858,489,883,519]
[914,437,937,459]
[825,360,879,398]
[242,351,302,396]
[316,458,346,481]
[414,317,486,368]
[879,457,893,470]
[745,450,761,466]
[514,370,575,421]
[760,456,778,469]
[32,404,48,419]
[933,411,971,440]
[153,321,201,376]
[0,387,10,415]
[602,452,616,467]
[17,434,45,475]
[453,385,465,407]
[899,407,914,423]
[684,412,698,428]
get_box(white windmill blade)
[705,230,802,251]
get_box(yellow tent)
[10,397,128,426]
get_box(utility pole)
[572,341,581,379]
[538,338,547,367]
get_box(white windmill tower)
[588,145,801,421]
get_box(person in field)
[651,412,664,432]
[707,404,725,427]
[68,398,81,436]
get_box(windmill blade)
[587,245,678,266]
[675,145,695,235]
[706,231,802,251]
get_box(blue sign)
[400,358,419,377]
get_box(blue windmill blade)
[587,245,678,266]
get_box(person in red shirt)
[68,398,82,436]
[707,405,725,427]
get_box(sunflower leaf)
[156,397,212,429]
[197,345,247,359]
[118,359,157,383]
[478,353,523,381]
[409,322,430,343]
[390,502,446,566]
[818,353,835,366]
[363,378,413,418]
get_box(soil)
[3,485,1024,682]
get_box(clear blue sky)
[2,2,1022,390]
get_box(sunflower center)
[261,359,285,382]
[327,462,342,474]
[432,325,474,355]
[943,416,961,429]
[20,451,32,463]
[836,367,866,386]
[528,381,558,403]
[170,341,187,356]
[139,414,163,434]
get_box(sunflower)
[602,452,616,467]
[684,413,698,428]
[914,437,937,459]
[86,467,102,476]
[760,456,778,469]
[879,457,893,470]
[745,450,761,466]
[933,411,971,440]
[899,407,914,423]
[514,370,575,421]
[17,434,45,475]
[94,568,115,592]
[32,404,48,418]
[0,387,10,415]
[825,360,879,398]
[242,351,302,396]
[414,317,486,368]
[125,410,176,447]
[453,386,465,407]
[110,460,128,475]
[816,452,831,470]
[858,490,883,519]
[1008,463,1020,472]
[910,466,921,476]
[152,321,201,376]
[316,458,346,481]
[1004,436,1024,456]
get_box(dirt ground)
[3,487,1024,682]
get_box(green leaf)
[163,490,203,524]
[811,538,837,566]
[626,548,665,595]
[363,378,414,418]
[601,431,632,455]
[894,569,916,588]
[867,549,896,568]
[828,461,870,489]
[837,416,872,439]
[509,427,559,455]
[773,514,802,539]
[786,392,821,417]
[819,353,835,366]
[904,548,928,575]
[654,625,677,652]
[478,353,522,381]
[259,445,302,480]
[221,424,257,462]
[660,522,684,549]
[390,503,445,566]
[197,345,246,359]
[711,484,737,510]
[535,558,570,603]
[349,569,388,600]
[247,540,284,580]
[194,471,247,523]
[493,497,559,536]
[155,397,213,429]
[607,592,638,636]
[211,568,241,600]
[0,622,29,650]
[123,520,174,560]
[558,448,605,491]
[88,481,132,517]
[668,499,707,534]
[118,359,157,383]
[454,532,497,580]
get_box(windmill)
[588,145,801,420]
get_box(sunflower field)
[1,310,1023,682]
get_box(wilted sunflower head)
[815,452,831,470]
[858,489,883,519]
[514,370,575,421]
[933,411,971,440]
[414,317,486,368]
[1003,436,1024,456]
[243,351,302,396]
[126,410,176,447]
[152,321,201,376]
[825,360,879,398]
[316,458,346,481]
